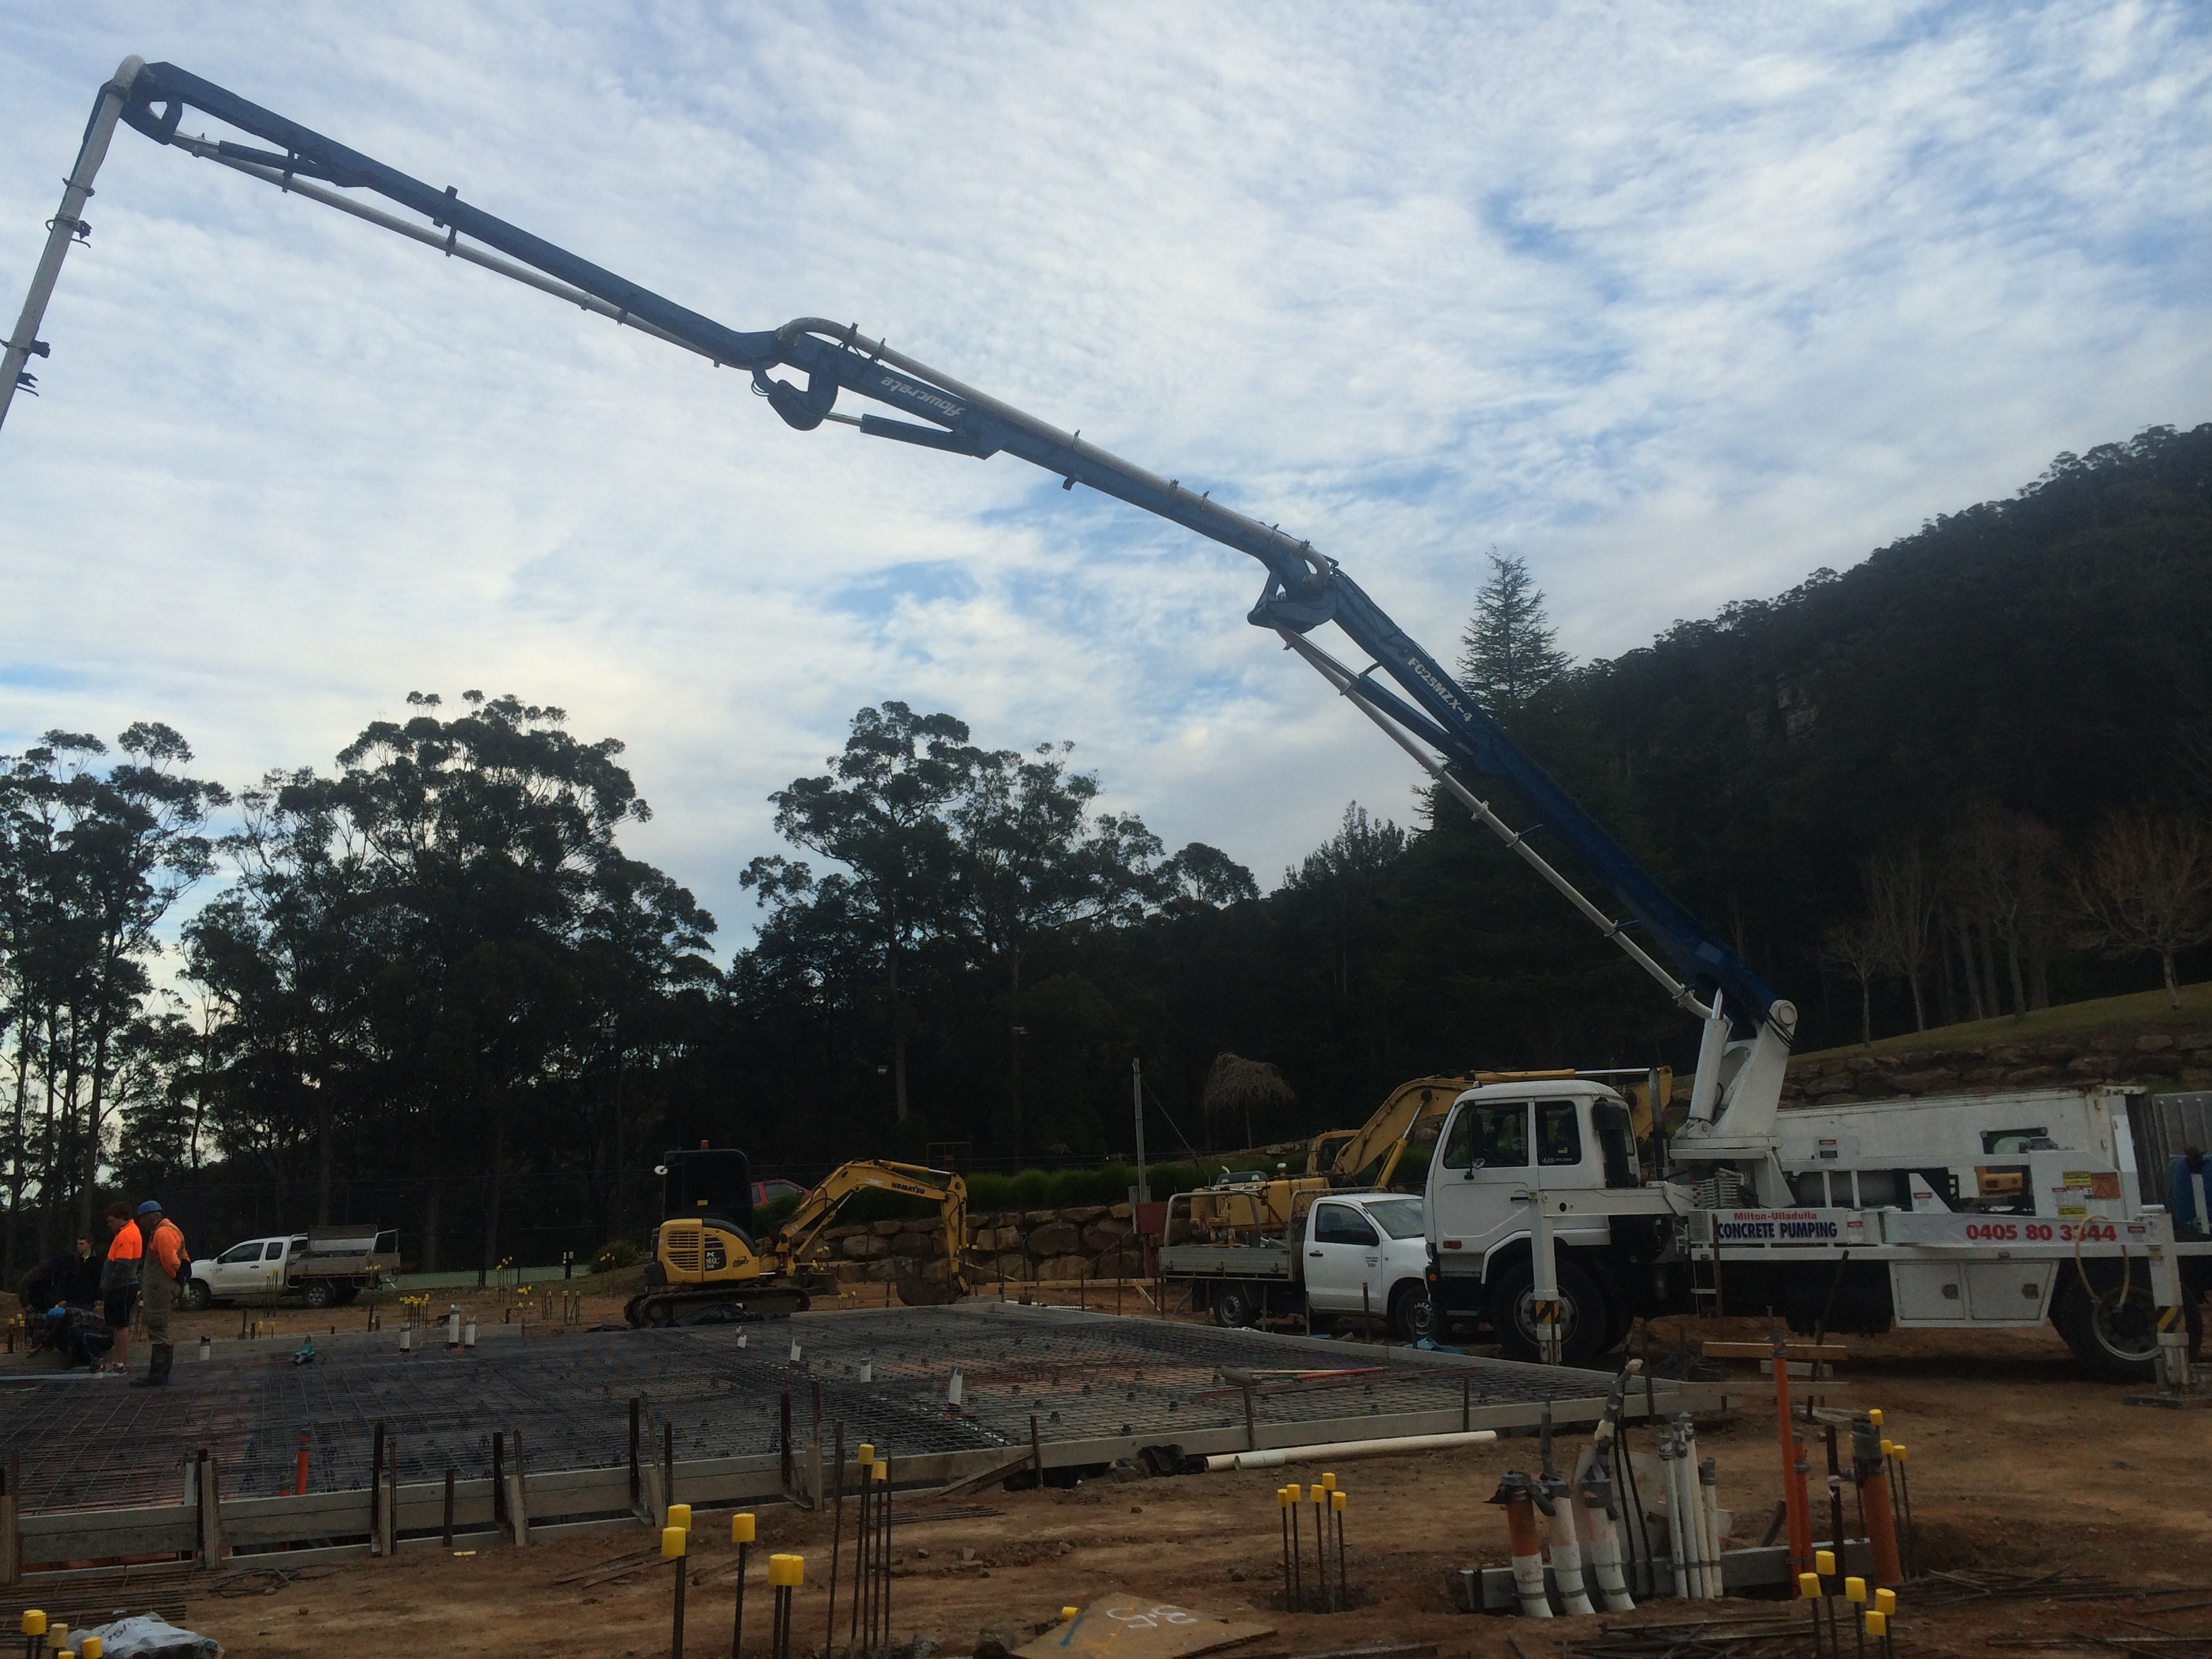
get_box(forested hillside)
[3,423,2206,1271]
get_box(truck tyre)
[1211,1282,1259,1330]
[2053,1265,2201,1382]
[181,1279,211,1312]
[302,1280,335,1309]
[1387,1280,1435,1343]
[1488,1257,1610,1368]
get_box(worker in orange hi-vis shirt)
[99,1200,141,1378]
[131,1200,190,1388]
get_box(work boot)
[129,1343,174,1387]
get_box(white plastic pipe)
[1579,1471,1635,1613]
[1547,1480,1595,1616]
[1698,1457,1725,1599]
[1204,1428,1498,1472]
[1658,1439,1688,1599]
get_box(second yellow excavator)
[626,1147,968,1326]
[1186,1067,1671,1235]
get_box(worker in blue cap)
[130,1199,190,1388]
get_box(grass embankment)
[1793,980,2212,1066]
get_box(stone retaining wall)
[797,1202,1143,1286]
[1783,1027,2212,1107]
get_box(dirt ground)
[72,1305,2187,1659]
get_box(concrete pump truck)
[5,57,2205,1384]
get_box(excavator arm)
[771,1160,969,1300]
[5,60,1797,1145]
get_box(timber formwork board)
[0,1303,1689,1525]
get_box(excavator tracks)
[623,1285,812,1328]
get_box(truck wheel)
[181,1280,211,1312]
[302,1281,335,1309]
[1212,1282,1259,1329]
[2053,1267,2200,1382]
[1488,1258,1610,1368]
[1387,1281,1435,1343]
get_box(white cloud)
[1,1,2205,949]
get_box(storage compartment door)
[1964,1261,2053,1323]
[1889,1261,1967,1325]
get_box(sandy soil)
[91,1307,2198,1659]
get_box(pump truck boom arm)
[6,58,1795,1123]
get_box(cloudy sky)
[3,3,2206,951]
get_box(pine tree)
[1458,551,1571,715]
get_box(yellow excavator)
[626,1147,969,1327]
[1185,1067,1672,1235]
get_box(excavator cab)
[633,1145,777,1327]
[661,1146,755,1237]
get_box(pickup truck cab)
[1158,1189,1433,1338]
[184,1226,398,1310]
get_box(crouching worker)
[45,1305,113,1370]
[131,1199,190,1389]
[16,1236,100,1352]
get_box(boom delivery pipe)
[7,57,1791,1051]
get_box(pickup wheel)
[1387,1280,1435,1343]
[1487,1257,1610,1368]
[1211,1282,1260,1330]
[181,1280,211,1312]
[301,1280,336,1310]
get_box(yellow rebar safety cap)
[1865,1612,1887,1637]
[1880,1439,1893,1458]
[1893,1443,1907,1462]
[1060,1607,1079,1620]
[1276,1488,1292,1508]
[1798,1573,1822,1599]
[856,1442,875,1464]
[873,1460,888,1483]
[732,1512,756,1544]
[668,1502,693,1532]
[81,1641,101,1659]
[769,1552,804,1588]
[1311,1486,1326,1505]
[661,1526,688,1559]
[1868,1408,1883,1427]
[1331,1490,1346,1512]
[1321,1472,1336,1490]
[19,1613,43,1637]
[1875,1588,1897,1616]
[1845,1576,1866,1603]
[1816,1550,1836,1576]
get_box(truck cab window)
[1537,1101,1582,1167]
[1445,1102,1529,1169]
[1591,1100,1637,1187]
[1313,1204,1378,1247]
[262,1241,287,1261]
[216,1242,260,1266]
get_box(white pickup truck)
[1158,1189,1435,1338]
[184,1225,398,1310]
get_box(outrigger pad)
[896,1274,963,1307]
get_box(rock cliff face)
[798,1203,1142,1284]
[1783,1029,2212,1107]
